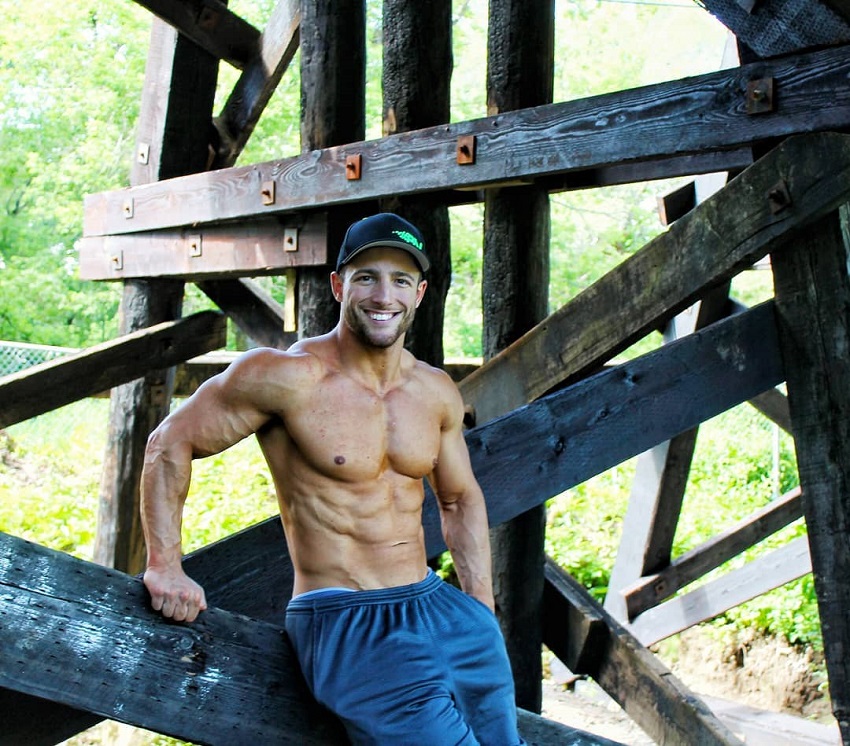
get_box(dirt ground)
[539,626,838,745]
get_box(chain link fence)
[0,341,76,377]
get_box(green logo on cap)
[393,230,424,251]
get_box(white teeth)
[369,312,393,321]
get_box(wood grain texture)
[84,46,850,237]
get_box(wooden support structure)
[0,312,225,429]
[772,207,850,743]
[484,0,554,712]
[81,44,850,239]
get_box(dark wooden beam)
[543,559,744,745]
[425,302,784,557]
[459,132,850,424]
[0,312,225,429]
[84,45,850,237]
[0,532,621,745]
[772,207,850,743]
[132,0,260,69]
[197,278,296,349]
[78,212,328,281]
[821,0,850,26]
[623,487,803,619]
[212,0,300,167]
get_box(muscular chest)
[284,384,441,481]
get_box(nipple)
[334,455,346,465]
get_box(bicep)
[153,363,271,460]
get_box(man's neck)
[333,324,408,393]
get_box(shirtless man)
[141,213,525,745]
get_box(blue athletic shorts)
[285,570,525,745]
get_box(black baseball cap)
[335,213,430,273]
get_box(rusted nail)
[767,180,792,214]
[345,154,362,180]
[456,135,476,165]
[261,180,275,205]
[122,198,134,219]
[284,228,298,252]
[110,251,123,271]
[137,142,150,165]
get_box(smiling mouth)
[368,311,396,321]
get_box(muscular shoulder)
[406,356,465,429]
[218,344,328,409]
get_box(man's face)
[332,247,427,349]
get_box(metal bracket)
[284,228,299,252]
[767,180,792,214]
[122,198,134,219]
[136,142,150,165]
[188,235,203,258]
[457,135,476,165]
[261,180,275,206]
[345,154,362,181]
[110,251,124,271]
[746,78,774,115]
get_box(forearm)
[441,493,495,611]
[141,429,193,570]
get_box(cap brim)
[339,239,430,272]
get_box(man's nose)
[371,278,392,303]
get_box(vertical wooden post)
[94,20,219,572]
[381,0,452,367]
[484,0,554,712]
[297,0,366,339]
[772,208,850,744]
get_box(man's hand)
[143,565,208,623]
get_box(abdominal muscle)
[282,479,430,597]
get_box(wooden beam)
[83,45,850,237]
[212,0,300,167]
[543,559,743,745]
[459,131,850,424]
[772,207,850,743]
[628,536,812,646]
[197,277,297,349]
[131,0,260,69]
[0,312,225,429]
[425,302,785,557]
[78,212,328,281]
[0,532,622,745]
[623,487,804,619]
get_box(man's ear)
[330,271,344,302]
[415,278,428,308]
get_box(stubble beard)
[345,304,416,349]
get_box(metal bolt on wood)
[260,180,275,205]
[457,135,476,165]
[345,154,362,180]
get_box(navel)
[334,455,346,466]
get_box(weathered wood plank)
[425,302,785,557]
[460,131,850,424]
[131,0,260,69]
[0,312,225,430]
[0,532,624,746]
[78,213,328,280]
[628,536,812,646]
[197,278,296,349]
[772,207,850,743]
[623,487,804,619]
[543,559,743,746]
[212,0,300,168]
[0,532,347,746]
[83,45,850,237]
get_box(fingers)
[144,569,207,623]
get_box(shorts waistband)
[286,569,440,613]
